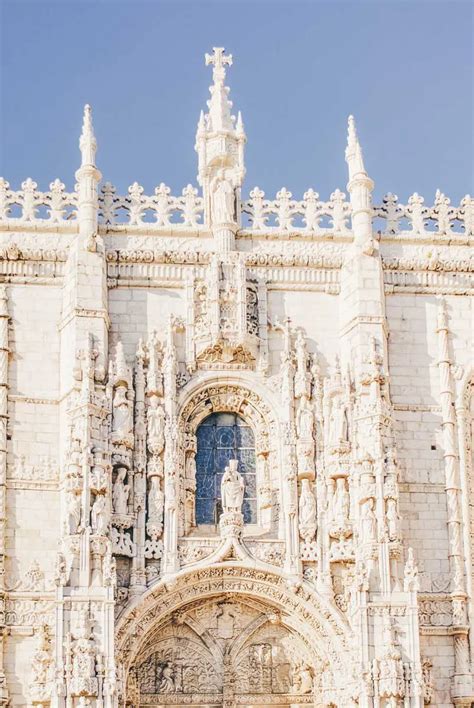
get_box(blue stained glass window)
[195,412,256,524]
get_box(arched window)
[195,412,256,525]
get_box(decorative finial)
[347,115,356,145]
[79,103,97,167]
[345,114,366,179]
[236,111,245,136]
[205,47,233,85]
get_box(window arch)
[195,412,256,525]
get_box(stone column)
[0,287,9,705]
[436,300,472,701]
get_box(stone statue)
[159,661,175,693]
[65,491,81,534]
[221,459,244,513]
[386,498,399,541]
[329,397,348,446]
[298,479,317,543]
[297,396,314,440]
[112,384,133,439]
[185,453,196,480]
[360,498,377,544]
[147,477,164,539]
[333,478,350,523]
[147,396,165,455]
[91,494,107,535]
[212,170,235,224]
[113,468,130,515]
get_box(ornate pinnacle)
[79,103,97,167]
[205,47,233,85]
[345,114,367,180]
[203,47,235,133]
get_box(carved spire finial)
[345,114,366,180]
[204,47,235,132]
[79,103,97,167]
[205,47,233,85]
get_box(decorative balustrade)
[0,178,78,223]
[0,177,472,240]
[99,182,204,227]
[373,191,473,238]
[241,187,351,234]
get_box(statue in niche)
[329,397,348,447]
[298,479,317,543]
[333,478,350,523]
[112,468,130,515]
[211,170,235,224]
[221,459,244,513]
[360,498,377,544]
[65,491,82,535]
[158,662,175,693]
[297,396,314,440]
[91,494,107,535]
[147,396,165,455]
[386,498,400,541]
[112,384,133,439]
[147,477,164,538]
[185,453,196,481]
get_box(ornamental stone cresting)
[0,47,473,708]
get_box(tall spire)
[205,47,234,132]
[195,47,246,245]
[344,114,374,251]
[345,115,367,181]
[79,103,97,167]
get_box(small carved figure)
[112,384,133,439]
[333,477,350,523]
[159,662,175,693]
[360,498,377,544]
[65,491,81,535]
[221,459,244,513]
[112,468,130,515]
[297,396,314,440]
[211,170,235,224]
[298,479,317,543]
[329,397,348,446]
[147,396,165,455]
[386,498,400,541]
[147,476,164,539]
[91,494,108,535]
[185,453,196,481]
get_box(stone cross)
[205,47,232,84]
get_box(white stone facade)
[0,48,472,707]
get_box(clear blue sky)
[1,0,472,203]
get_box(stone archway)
[115,564,355,707]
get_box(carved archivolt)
[115,564,353,698]
[179,378,277,439]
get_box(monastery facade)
[0,48,473,708]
